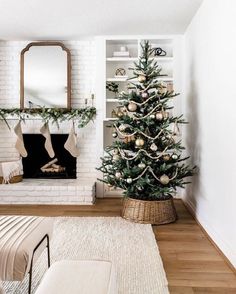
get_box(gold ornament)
[138,162,146,169]
[158,82,167,95]
[156,112,164,121]
[117,110,124,118]
[160,174,170,185]
[138,75,146,83]
[111,109,117,118]
[123,135,135,144]
[128,102,137,112]
[113,154,120,161]
[163,111,169,119]
[135,138,145,147]
[149,114,155,119]
[163,154,171,161]
[112,132,118,138]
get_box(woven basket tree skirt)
[122,197,177,225]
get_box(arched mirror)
[20,42,71,109]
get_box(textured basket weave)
[122,196,177,225]
[0,175,23,184]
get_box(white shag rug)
[3,217,169,294]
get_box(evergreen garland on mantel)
[0,107,96,129]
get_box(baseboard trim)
[182,199,236,274]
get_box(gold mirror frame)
[20,41,71,109]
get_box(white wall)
[184,0,236,267]
[0,40,97,182]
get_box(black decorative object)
[153,47,167,57]
[106,82,119,94]
[115,68,126,76]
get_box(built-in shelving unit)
[95,36,183,197]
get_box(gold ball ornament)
[127,102,137,112]
[156,112,164,121]
[138,162,146,169]
[163,111,169,119]
[160,174,170,185]
[135,138,145,147]
[158,82,167,95]
[116,110,124,118]
[163,154,171,161]
[112,154,120,161]
[138,75,146,83]
[112,132,118,138]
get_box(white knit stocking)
[40,123,55,158]
[64,123,79,157]
[14,121,28,157]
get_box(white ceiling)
[0,0,203,40]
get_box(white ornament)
[126,178,133,184]
[156,112,163,121]
[119,124,126,131]
[115,171,122,179]
[149,114,155,119]
[138,162,146,169]
[150,143,158,151]
[141,92,148,99]
[113,149,119,155]
[172,154,178,160]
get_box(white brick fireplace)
[0,40,97,204]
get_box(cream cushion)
[35,260,118,294]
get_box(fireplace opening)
[22,134,77,179]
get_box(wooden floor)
[0,199,235,293]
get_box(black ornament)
[153,47,167,57]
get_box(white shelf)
[106,57,173,62]
[103,118,118,121]
[106,57,138,62]
[153,57,173,62]
[106,98,120,102]
[106,78,128,82]
[106,77,173,82]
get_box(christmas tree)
[98,41,194,201]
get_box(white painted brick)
[0,40,97,204]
